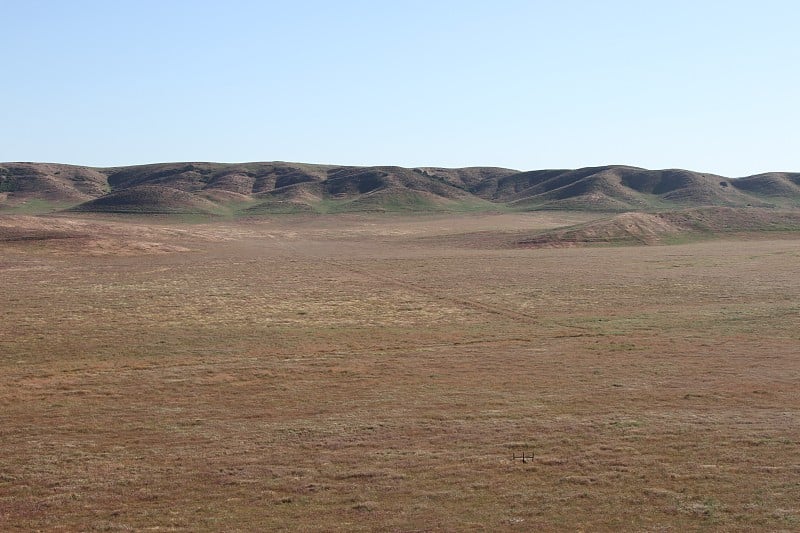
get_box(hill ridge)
[1,161,799,214]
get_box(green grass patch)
[0,199,79,214]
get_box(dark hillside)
[2,161,800,214]
[0,163,109,210]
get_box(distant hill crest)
[1,161,799,214]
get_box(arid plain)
[1,212,799,531]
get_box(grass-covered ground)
[1,213,799,531]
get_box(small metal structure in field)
[512,451,534,463]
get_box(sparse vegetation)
[1,212,799,530]
[3,162,800,215]
[0,176,18,192]
[519,207,800,247]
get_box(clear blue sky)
[2,0,799,176]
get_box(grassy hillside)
[476,166,776,210]
[2,162,800,214]
[0,163,109,212]
[73,185,229,215]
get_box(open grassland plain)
[1,212,799,531]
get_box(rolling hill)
[517,207,800,247]
[1,162,800,215]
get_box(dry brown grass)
[1,212,799,531]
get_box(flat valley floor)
[1,213,799,531]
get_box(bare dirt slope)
[1,213,799,531]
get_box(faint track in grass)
[266,236,547,328]
[49,337,536,376]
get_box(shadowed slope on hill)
[73,185,228,214]
[2,162,800,214]
[0,163,109,212]
[475,166,775,210]
[95,163,504,214]
[730,172,800,207]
